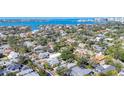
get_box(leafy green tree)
[18,46,26,55]
[37,37,48,46]
[6,72,17,76]
[105,56,114,65]
[98,70,118,76]
[43,63,52,70]
[7,36,18,50]
[19,56,31,65]
[105,70,118,76]
[54,42,63,52]
[118,50,124,62]
[56,67,69,76]
[105,47,116,58]
[60,47,74,62]
[105,41,123,59]
[77,57,89,67]
[0,66,6,70]
[37,69,48,76]
[113,63,123,72]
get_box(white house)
[24,41,33,48]
[8,51,19,59]
[8,51,20,61]
[0,33,6,39]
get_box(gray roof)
[102,65,116,73]
[1,44,10,49]
[6,64,22,72]
[94,45,103,51]
[0,70,4,75]
[67,63,76,69]
[60,31,67,36]
[21,66,31,70]
[95,65,105,72]
[70,66,92,76]
[34,45,44,51]
[0,50,3,54]
[119,69,124,76]
[97,34,105,37]
[10,58,20,63]
[95,65,116,73]
[47,58,60,65]
[39,52,49,59]
[25,72,39,76]
[18,69,33,75]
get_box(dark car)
[0,53,4,58]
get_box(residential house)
[70,66,93,76]
[24,72,39,76]
[6,64,23,73]
[95,34,105,42]
[0,70,5,76]
[78,43,86,48]
[0,60,13,67]
[0,44,10,50]
[59,63,76,70]
[4,48,13,56]
[38,52,49,59]
[74,48,87,58]
[33,45,45,53]
[47,42,54,53]
[8,51,19,59]
[66,38,75,46]
[95,37,101,42]
[17,66,34,76]
[118,69,124,76]
[8,51,20,63]
[91,52,105,64]
[18,26,31,32]
[60,30,67,36]
[95,64,116,73]
[1,44,12,55]
[97,30,108,33]
[97,34,105,38]
[106,42,114,47]
[93,45,103,52]
[25,32,33,38]
[0,33,6,39]
[23,41,33,48]
[66,63,76,69]
[105,38,113,42]
[119,36,124,40]
[20,33,26,38]
[49,53,61,59]
[0,47,3,54]
[101,65,116,73]
[47,58,60,67]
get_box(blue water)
[0,17,96,30]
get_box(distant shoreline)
[0,17,123,30]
